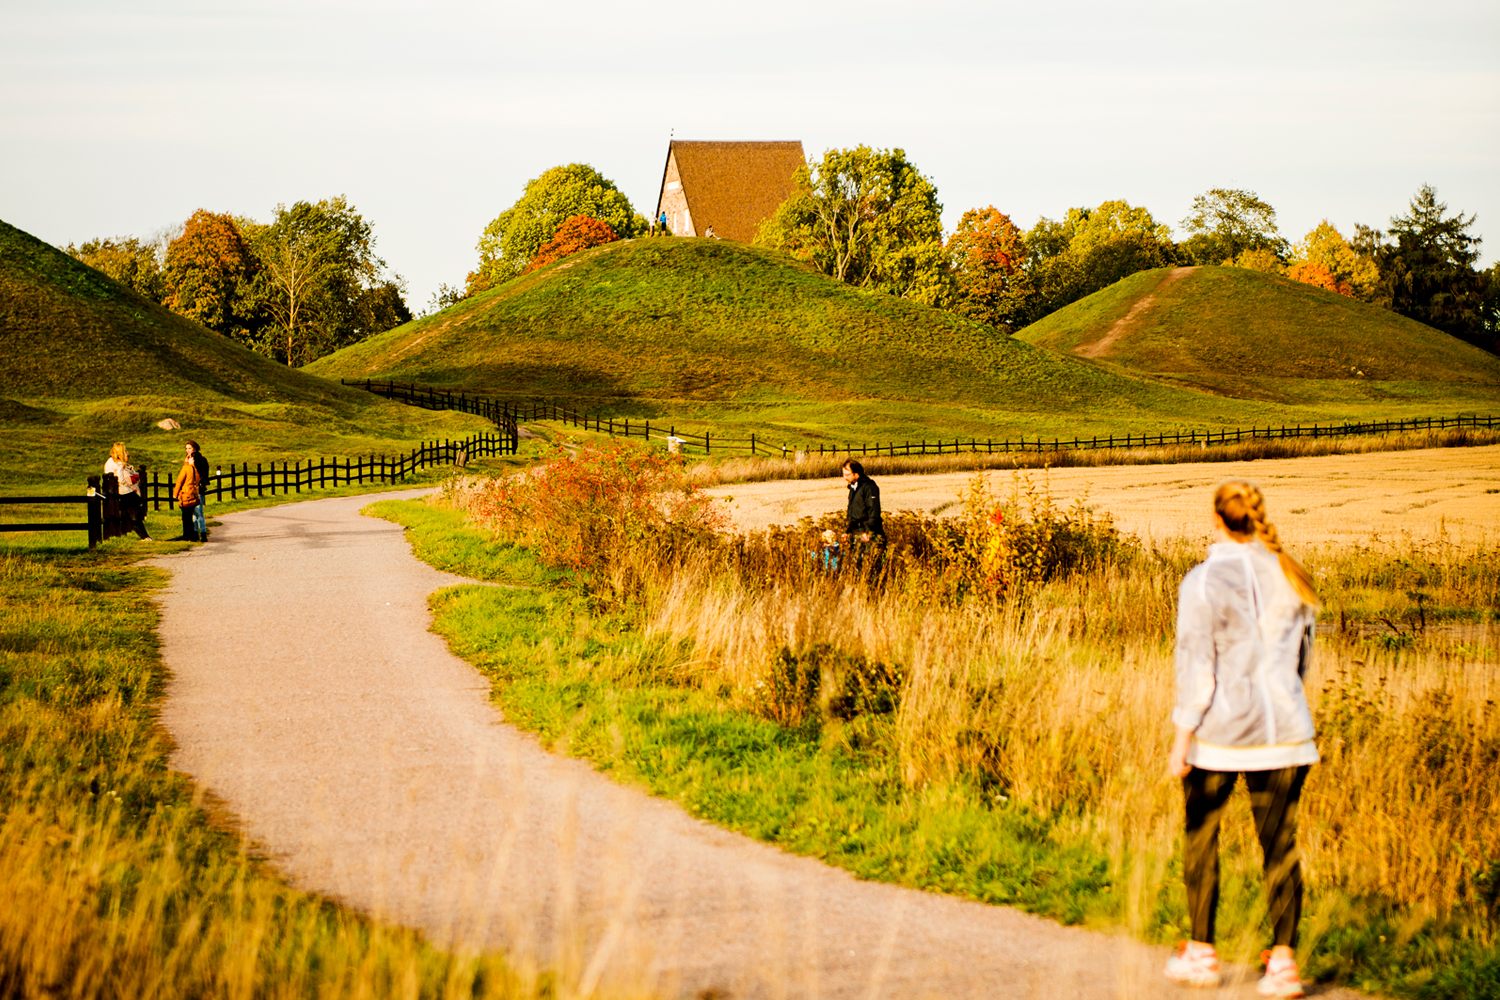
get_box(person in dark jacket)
[842,460,884,540]
[188,441,210,540]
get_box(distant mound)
[0,219,488,490]
[1016,266,1500,403]
[0,218,363,406]
[307,239,1258,439]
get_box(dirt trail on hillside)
[1076,266,1194,358]
[152,491,1366,999]
[708,445,1500,546]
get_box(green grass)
[1016,266,1500,407]
[307,241,1499,445]
[0,217,495,492]
[0,534,538,997]
[304,240,1318,443]
[371,498,1500,999]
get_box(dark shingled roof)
[656,140,805,242]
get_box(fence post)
[86,477,101,548]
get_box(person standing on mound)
[1164,481,1319,999]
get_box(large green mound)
[1016,266,1500,404]
[0,219,487,489]
[0,218,364,405]
[307,239,1299,441]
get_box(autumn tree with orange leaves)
[524,216,619,273]
[946,207,1032,331]
[162,210,260,339]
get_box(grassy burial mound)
[306,239,1303,443]
[1017,265,1500,409]
[0,219,486,488]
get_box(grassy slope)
[0,219,488,489]
[1016,266,1500,408]
[306,240,1312,442]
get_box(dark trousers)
[179,503,199,542]
[121,493,149,539]
[1183,765,1309,947]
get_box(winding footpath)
[153,491,1364,1000]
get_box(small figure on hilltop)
[190,441,210,540]
[173,442,202,542]
[658,210,668,235]
[104,442,151,540]
[841,460,884,567]
[1163,481,1318,999]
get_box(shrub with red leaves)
[469,440,728,574]
[524,215,619,273]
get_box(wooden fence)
[0,430,514,545]
[345,379,1498,459]
[135,431,514,508]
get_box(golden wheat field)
[706,444,1500,545]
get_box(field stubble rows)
[706,444,1500,545]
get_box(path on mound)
[1076,266,1194,358]
[154,492,1363,1000]
[708,445,1500,546]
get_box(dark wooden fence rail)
[345,379,1498,459]
[136,430,514,509]
[0,430,514,545]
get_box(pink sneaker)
[1164,940,1221,987]
[1257,950,1305,998]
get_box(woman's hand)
[1168,726,1194,779]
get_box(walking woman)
[1164,481,1319,998]
[103,442,151,540]
[173,442,201,542]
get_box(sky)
[2,0,1497,312]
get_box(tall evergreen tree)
[1377,185,1490,351]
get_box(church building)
[654,140,805,241]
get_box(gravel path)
[153,491,1364,1000]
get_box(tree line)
[66,196,411,367]
[458,154,1498,355]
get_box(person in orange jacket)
[172,443,202,542]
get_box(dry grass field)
[706,444,1500,546]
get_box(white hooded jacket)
[1173,540,1319,771]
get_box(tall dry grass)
[684,426,1500,486]
[446,450,1500,936]
[640,537,1500,920]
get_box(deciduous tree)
[1020,200,1177,323]
[756,145,947,304]
[475,165,642,283]
[246,196,403,365]
[1180,188,1287,265]
[66,235,167,302]
[1284,220,1379,298]
[946,207,1030,330]
[525,215,619,273]
[162,210,259,339]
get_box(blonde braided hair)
[1213,480,1318,606]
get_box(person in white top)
[1163,481,1318,999]
[103,442,151,541]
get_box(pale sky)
[3,0,1496,312]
